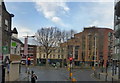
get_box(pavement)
[93,66,120,81]
[16,73,28,81]
[0,66,2,83]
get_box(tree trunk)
[46,54,48,67]
[62,59,64,68]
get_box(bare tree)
[35,27,77,66]
[60,29,76,43]
[69,29,76,38]
[35,27,61,66]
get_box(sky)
[4,0,114,43]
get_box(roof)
[21,44,37,47]
[12,27,18,34]
[2,2,7,11]
[11,36,23,44]
[84,26,113,31]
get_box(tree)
[60,29,76,43]
[69,29,76,38]
[35,27,61,66]
[35,27,77,67]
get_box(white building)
[11,27,23,55]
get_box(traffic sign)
[2,46,8,54]
[11,42,17,47]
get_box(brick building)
[60,26,114,67]
[20,44,37,65]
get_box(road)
[21,66,96,81]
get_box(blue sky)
[5,0,114,40]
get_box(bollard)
[69,73,73,79]
[99,73,100,79]
[92,67,94,70]
[71,78,77,82]
[68,68,70,71]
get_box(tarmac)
[16,65,120,82]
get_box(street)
[21,66,96,81]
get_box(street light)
[94,34,97,67]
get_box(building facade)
[0,1,22,81]
[114,0,120,79]
[60,27,114,67]
[0,1,14,64]
[20,44,37,65]
[36,46,67,67]
[114,0,120,61]
[11,27,23,55]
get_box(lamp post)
[94,34,97,67]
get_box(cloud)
[80,2,114,29]
[34,1,70,27]
[89,20,99,27]
[4,0,114,2]
[92,2,114,28]
[15,26,35,38]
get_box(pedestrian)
[31,71,38,83]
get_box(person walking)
[31,71,38,83]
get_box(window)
[5,19,8,31]
[115,23,120,31]
[61,48,64,52]
[43,54,46,58]
[53,55,55,58]
[58,55,60,59]
[58,49,60,53]
[30,54,33,57]
[28,47,33,51]
[75,46,80,50]
[21,47,24,50]
[75,51,78,59]
[61,55,63,58]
